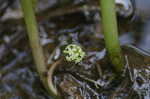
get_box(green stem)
[31,0,37,10]
[99,0,124,72]
[20,0,60,98]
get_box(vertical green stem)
[20,0,60,98]
[32,0,37,10]
[99,0,124,72]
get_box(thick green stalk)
[32,0,37,10]
[99,0,124,72]
[20,0,60,98]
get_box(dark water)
[0,0,150,99]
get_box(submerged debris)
[132,67,150,99]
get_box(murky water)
[0,0,150,99]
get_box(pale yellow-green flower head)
[63,44,85,63]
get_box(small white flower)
[63,44,85,63]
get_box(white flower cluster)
[63,44,85,63]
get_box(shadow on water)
[0,0,150,99]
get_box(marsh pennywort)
[63,44,85,63]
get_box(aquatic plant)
[63,44,85,63]
[20,0,124,98]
